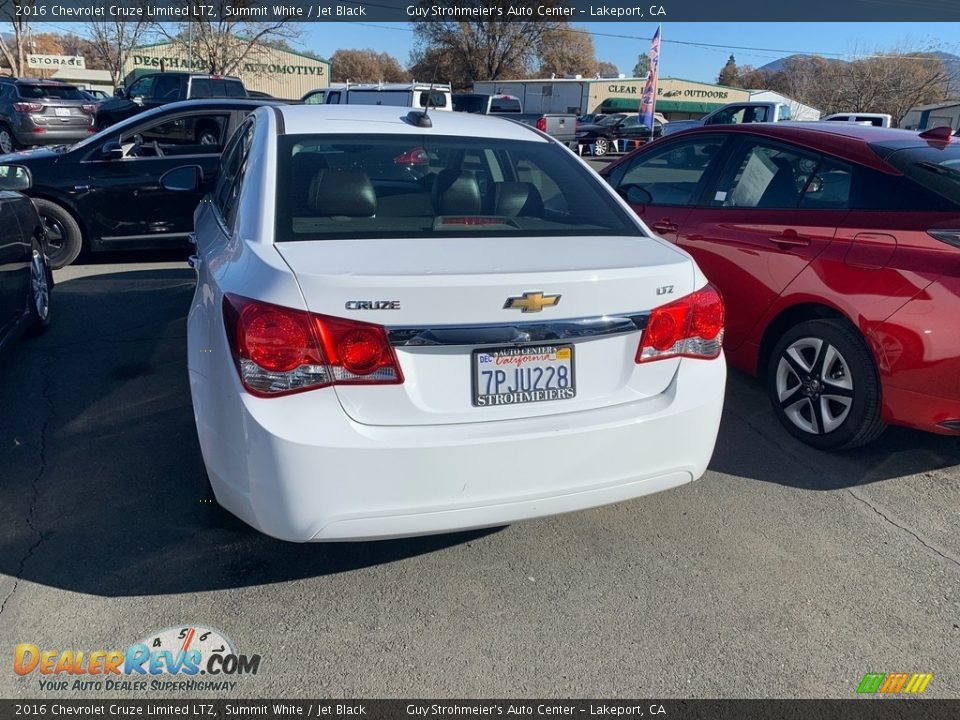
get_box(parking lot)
[0,255,957,698]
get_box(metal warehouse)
[122,40,330,99]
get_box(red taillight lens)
[536,117,547,132]
[636,284,725,363]
[223,294,403,396]
[13,102,43,113]
[81,103,97,114]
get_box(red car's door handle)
[652,221,678,235]
[769,231,811,247]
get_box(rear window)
[17,84,85,100]
[876,145,960,209]
[490,97,521,113]
[418,91,447,109]
[225,80,246,98]
[190,78,212,98]
[274,134,639,242]
[453,96,485,113]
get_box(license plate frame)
[471,344,576,408]
[54,108,71,117]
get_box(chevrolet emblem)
[503,291,561,313]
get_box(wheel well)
[757,303,846,376]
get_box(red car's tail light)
[636,284,725,363]
[223,294,403,396]
[13,102,43,113]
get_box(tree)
[596,61,620,78]
[0,0,32,76]
[407,46,465,88]
[535,25,596,78]
[718,54,739,86]
[411,2,567,88]
[632,53,650,78]
[330,49,409,83]
[86,12,154,86]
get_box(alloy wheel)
[775,337,854,435]
[0,128,13,154]
[31,248,50,321]
[41,214,66,254]
[593,138,609,156]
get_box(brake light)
[81,104,97,114]
[636,284,724,363]
[223,294,403,396]
[13,102,43,113]
[536,117,547,132]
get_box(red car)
[600,123,960,449]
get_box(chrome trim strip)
[387,313,649,348]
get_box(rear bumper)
[12,117,92,145]
[192,355,726,542]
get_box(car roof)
[665,122,946,173]
[276,104,548,141]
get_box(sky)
[294,21,960,81]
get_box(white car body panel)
[187,104,726,542]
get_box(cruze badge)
[503,292,561,313]
[345,300,401,310]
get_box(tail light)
[81,104,97,114]
[223,294,403,397]
[636,284,725,363]
[536,117,547,132]
[929,230,960,249]
[13,102,43,113]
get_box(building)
[50,68,114,95]
[747,90,821,121]
[472,77,753,120]
[901,101,960,131]
[122,40,330,100]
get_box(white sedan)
[175,104,726,542]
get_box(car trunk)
[276,235,694,427]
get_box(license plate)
[54,108,71,117]
[472,345,576,407]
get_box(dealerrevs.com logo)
[13,626,261,692]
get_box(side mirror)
[0,165,31,191]
[160,165,203,192]
[101,141,124,160]
[618,183,653,207]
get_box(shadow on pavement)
[0,267,497,598]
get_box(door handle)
[187,255,201,270]
[769,231,811,247]
[652,221,679,235]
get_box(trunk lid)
[277,235,695,426]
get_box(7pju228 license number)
[473,345,576,407]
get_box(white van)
[302,83,453,111]
[822,113,893,128]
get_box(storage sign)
[27,54,86,69]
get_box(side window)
[515,157,567,213]
[616,137,727,206]
[778,106,792,121]
[713,140,827,209]
[152,76,181,100]
[798,158,852,209]
[125,113,229,151]
[325,91,340,104]
[127,76,154,100]
[214,121,254,229]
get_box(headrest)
[307,168,376,217]
[487,182,544,217]
[432,169,481,215]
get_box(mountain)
[758,55,847,73]
[759,52,960,93]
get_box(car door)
[606,134,731,244]
[678,136,853,349]
[0,196,24,334]
[79,110,230,245]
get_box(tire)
[196,124,220,146]
[96,117,114,131]
[767,319,886,450]
[25,240,52,336]
[0,123,18,154]
[33,199,83,269]
[593,137,609,156]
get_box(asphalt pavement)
[0,258,958,699]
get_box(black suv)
[95,73,247,133]
[0,77,96,153]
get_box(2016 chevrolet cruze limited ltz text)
[178,105,726,542]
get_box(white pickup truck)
[662,101,794,135]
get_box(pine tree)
[718,55,740,86]
[633,53,651,78]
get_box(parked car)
[0,77,96,153]
[81,89,112,102]
[302,83,453,111]
[0,98,279,268]
[172,104,726,541]
[95,73,247,129]
[601,123,960,448]
[822,113,893,128]
[662,101,793,136]
[576,113,663,156]
[0,181,52,352]
[449,92,576,146]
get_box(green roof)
[598,97,729,114]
